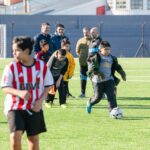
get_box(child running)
[86,40,126,116]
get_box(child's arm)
[113,56,126,81]
[56,74,63,88]
[56,59,68,87]
[32,87,50,112]
[33,64,54,112]
[117,65,126,81]
[1,65,31,100]
[47,55,55,69]
[2,87,31,100]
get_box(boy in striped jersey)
[1,36,53,150]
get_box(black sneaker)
[67,93,75,98]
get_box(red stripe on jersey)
[16,62,24,110]
[10,64,17,110]
[35,60,40,101]
[26,66,33,109]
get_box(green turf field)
[0,58,150,150]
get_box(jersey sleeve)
[44,65,54,87]
[1,65,13,88]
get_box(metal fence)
[0,15,150,57]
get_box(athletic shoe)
[78,93,86,98]
[44,102,51,108]
[86,101,92,114]
[60,104,67,108]
[67,93,75,98]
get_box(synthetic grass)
[0,58,150,150]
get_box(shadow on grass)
[67,104,150,110]
[68,97,150,102]
[0,121,7,124]
[118,97,150,101]
[122,116,150,120]
[119,104,150,109]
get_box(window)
[116,0,126,9]
[131,0,143,9]
[147,0,150,10]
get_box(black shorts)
[7,109,47,136]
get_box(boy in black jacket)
[45,49,68,108]
[86,41,126,115]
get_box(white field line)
[127,76,150,78]
[125,70,150,72]
[71,77,150,83]
[74,70,150,75]
[126,80,150,83]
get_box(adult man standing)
[76,27,91,98]
[89,27,102,53]
[33,22,53,56]
[52,23,69,52]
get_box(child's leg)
[10,131,22,150]
[7,111,24,150]
[66,81,69,94]
[65,81,75,98]
[27,135,39,150]
[89,82,104,106]
[86,82,104,113]
[64,81,68,96]
[58,80,66,105]
[26,110,46,149]
[105,80,117,111]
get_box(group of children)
[0,29,126,149]
[35,38,75,108]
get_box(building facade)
[107,0,150,15]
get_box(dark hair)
[58,49,66,56]
[12,36,34,55]
[56,23,64,29]
[100,40,111,48]
[61,38,70,47]
[40,39,49,47]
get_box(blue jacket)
[51,32,69,52]
[33,33,53,55]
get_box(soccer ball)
[110,107,123,119]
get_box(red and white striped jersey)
[1,59,53,113]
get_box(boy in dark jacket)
[86,41,126,115]
[45,49,68,108]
